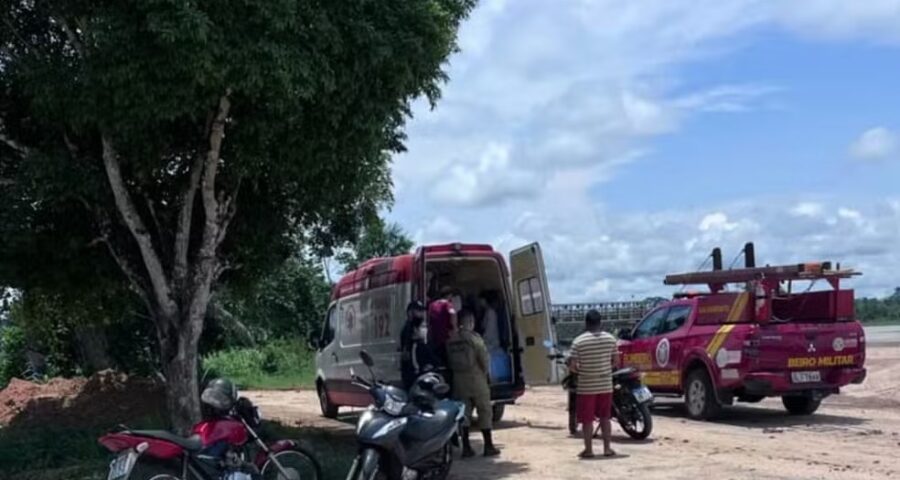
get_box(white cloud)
[699,212,738,232]
[791,202,825,218]
[849,127,898,161]
[388,1,900,302]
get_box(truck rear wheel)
[684,369,721,420]
[782,396,821,415]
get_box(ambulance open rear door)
[509,242,557,385]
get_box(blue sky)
[386,0,900,302]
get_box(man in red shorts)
[570,309,618,458]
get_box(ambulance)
[313,242,556,421]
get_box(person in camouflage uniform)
[446,308,500,458]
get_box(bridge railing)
[551,300,660,347]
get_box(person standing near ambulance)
[428,287,459,363]
[570,309,618,459]
[447,308,500,458]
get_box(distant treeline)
[856,288,900,325]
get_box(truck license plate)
[107,451,138,480]
[791,371,821,384]
[633,386,653,403]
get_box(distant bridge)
[551,300,661,346]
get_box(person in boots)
[446,308,500,458]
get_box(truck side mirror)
[617,328,632,340]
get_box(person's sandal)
[577,450,595,459]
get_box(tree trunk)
[158,310,204,435]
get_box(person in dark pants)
[447,308,499,458]
[400,301,435,390]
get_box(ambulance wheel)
[318,382,339,419]
[684,369,721,420]
[782,396,820,415]
[492,404,506,423]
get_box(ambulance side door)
[509,242,556,385]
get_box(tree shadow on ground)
[651,400,870,432]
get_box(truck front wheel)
[782,396,821,415]
[684,369,721,420]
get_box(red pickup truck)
[617,244,867,420]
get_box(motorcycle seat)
[126,429,203,451]
[405,408,458,442]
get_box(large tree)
[0,0,475,431]
[336,218,414,271]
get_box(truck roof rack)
[664,262,860,286]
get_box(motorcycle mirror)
[360,350,375,367]
[434,383,450,396]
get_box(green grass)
[1,419,355,480]
[202,339,316,390]
[0,414,166,480]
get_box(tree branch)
[172,153,204,291]
[101,134,177,318]
[143,192,168,259]
[51,13,86,57]
[0,119,29,156]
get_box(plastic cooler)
[490,349,512,383]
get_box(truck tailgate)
[755,321,865,374]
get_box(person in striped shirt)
[570,309,619,458]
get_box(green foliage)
[202,339,315,390]
[1,0,477,296]
[216,254,332,344]
[856,291,900,325]
[0,322,26,387]
[336,218,415,271]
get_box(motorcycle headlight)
[357,410,374,435]
[383,395,407,416]
[373,417,408,439]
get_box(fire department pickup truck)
[617,243,867,420]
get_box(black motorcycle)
[345,351,465,480]
[551,350,654,440]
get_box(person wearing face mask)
[400,301,436,390]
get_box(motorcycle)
[548,344,654,440]
[345,351,465,480]
[98,380,321,480]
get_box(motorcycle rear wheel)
[616,399,653,440]
[261,446,322,480]
[129,459,182,480]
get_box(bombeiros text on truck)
[617,242,867,420]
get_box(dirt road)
[249,345,900,480]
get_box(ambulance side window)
[633,308,668,339]
[320,306,337,347]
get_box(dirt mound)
[0,370,166,430]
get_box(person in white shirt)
[478,293,501,351]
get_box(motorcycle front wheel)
[261,446,322,480]
[616,398,653,440]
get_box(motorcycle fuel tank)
[192,419,248,447]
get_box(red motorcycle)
[99,379,320,480]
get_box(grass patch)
[0,415,165,480]
[1,418,355,480]
[203,339,316,390]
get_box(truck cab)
[617,243,867,420]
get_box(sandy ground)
[248,345,900,480]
